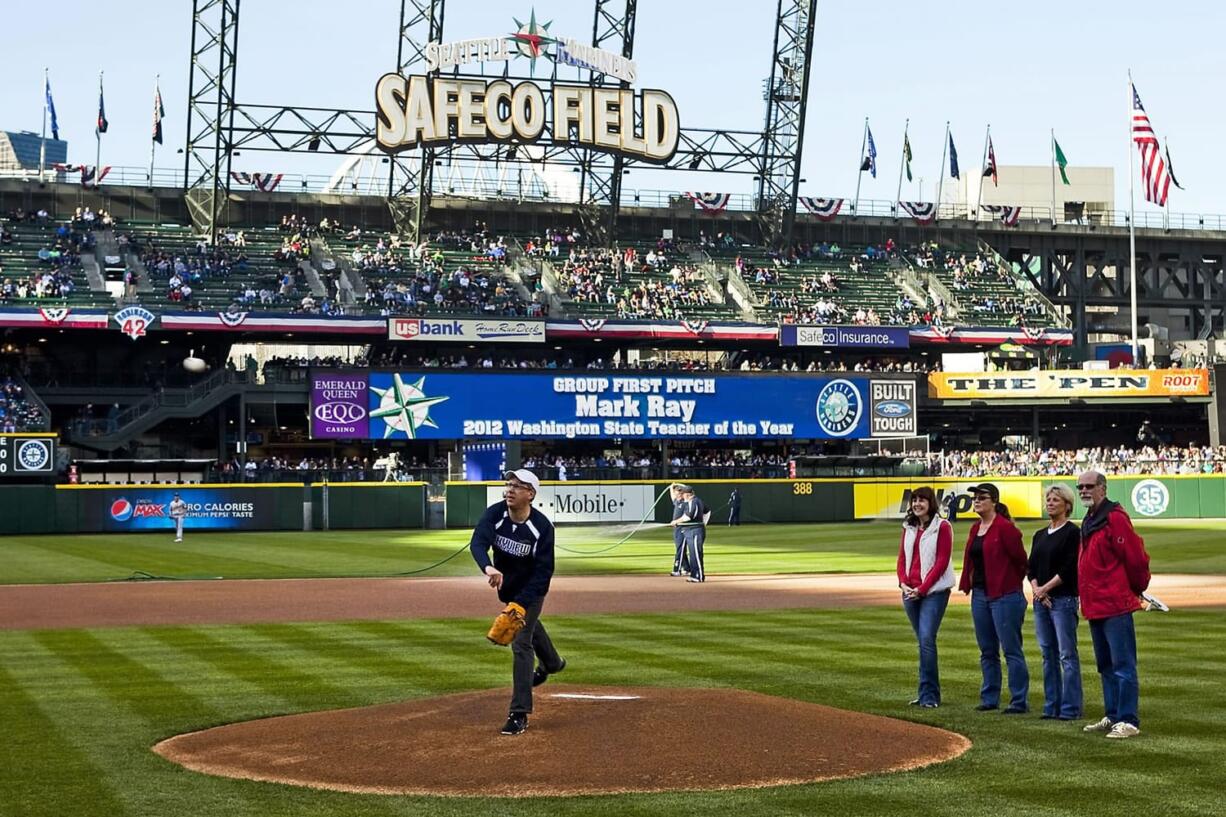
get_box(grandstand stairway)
[65,369,253,453]
[300,259,327,297]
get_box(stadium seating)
[0,374,46,432]
[908,243,1054,327]
[727,244,910,325]
[0,218,111,309]
[550,242,741,322]
[324,230,539,316]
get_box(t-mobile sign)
[310,372,369,439]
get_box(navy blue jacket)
[469,502,556,607]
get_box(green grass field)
[2,521,1224,817]
[2,519,1225,584]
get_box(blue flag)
[96,78,108,135]
[949,133,960,179]
[45,77,59,141]
[860,125,878,178]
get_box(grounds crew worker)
[669,483,690,576]
[169,492,187,542]
[470,469,566,735]
[672,484,710,583]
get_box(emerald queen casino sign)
[374,10,680,163]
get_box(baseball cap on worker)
[969,483,1000,502]
[504,469,540,494]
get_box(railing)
[7,166,1226,234]
[203,466,448,484]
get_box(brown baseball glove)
[486,602,527,646]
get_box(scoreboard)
[0,435,57,476]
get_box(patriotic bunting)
[799,197,844,221]
[218,311,249,328]
[897,201,937,225]
[578,318,608,333]
[983,205,1022,226]
[230,172,285,192]
[38,307,70,324]
[686,192,731,213]
[52,164,112,187]
[681,319,710,335]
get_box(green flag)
[1054,137,1070,185]
[904,134,913,182]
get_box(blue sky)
[1,0,1218,215]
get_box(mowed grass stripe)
[236,622,502,699]
[142,628,360,713]
[0,659,128,817]
[4,632,209,817]
[100,628,308,723]
[346,619,521,693]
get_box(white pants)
[175,518,184,539]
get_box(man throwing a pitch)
[470,468,565,735]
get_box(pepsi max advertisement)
[85,488,274,531]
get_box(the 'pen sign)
[928,368,1210,399]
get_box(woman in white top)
[896,486,956,708]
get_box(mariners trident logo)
[370,374,449,439]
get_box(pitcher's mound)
[154,685,969,797]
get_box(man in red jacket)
[1077,470,1151,740]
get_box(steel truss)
[184,1,814,245]
[184,0,240,239]
[758,0,817,248]
[984,229,1226,345]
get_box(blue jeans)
[1033,595,1083,718]
[903,589,950,705]
[970,590,1030,710]
[1089,613,1140,727]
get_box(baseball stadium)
[2,2,1225,816]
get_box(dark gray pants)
[684,526,706,581]
[510,597,562,714]
[672,526,689,572]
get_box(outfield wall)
[445,475,1226,527]
[0,483,426,535]
[0,475,1216,535]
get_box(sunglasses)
[973,494,993,501]
[1077,484,1098,491]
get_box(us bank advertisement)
[310,371,917,441]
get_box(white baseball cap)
[503,469,541,494]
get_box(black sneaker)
[500,713,528,735]
[975,703,998,711]
[532,657,566,687]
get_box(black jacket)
[469,502,556,607]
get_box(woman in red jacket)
[958,483,1031,713]
[896,486,956,708]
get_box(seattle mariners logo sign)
[815,379,863,437]
[17,440,52,471]
[114,306,155,340]
[370,374,449,439]
[1130,479,1170,517]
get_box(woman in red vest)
[958,483,1031,713]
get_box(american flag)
[1131,84,1170,206]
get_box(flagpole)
[976,124,990,220]
[936,122,949,221]
[95,72,103,189]
[1127,73,1139,364]
[39,69,48,181]
[1051,129,1057,226]
[895,118,909,221]
[853,117,867,217]
[1162,133,1170,231]
[149,75,159,188]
